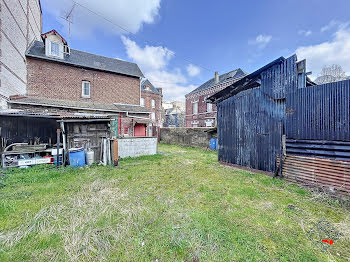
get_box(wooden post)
[56,129,61,167]
[113,139,118,166]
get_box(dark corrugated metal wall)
[284,79,350,195]
[218,89,285,172]
[217,55,297,173]
[286,79,350,141]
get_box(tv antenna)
[65,3,76,45]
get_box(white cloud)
[248,34,272,49]
[186,64,200,77]
[121,36,173,71]
[42,0,161,36]
[121,37,195,101]
[321,20,339,32]
[298,30,312,37]
[296,25,350,77]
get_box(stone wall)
[160,128,216,149]
[117,137,157,158]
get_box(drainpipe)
[118,112,122,136]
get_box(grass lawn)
[0,144,349,261]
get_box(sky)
[41,0,350,101]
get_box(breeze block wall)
[160,127,216,149]
[26,58,141,105]
[117,137,157,158]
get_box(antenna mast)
[65,3,76,45]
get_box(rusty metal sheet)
[282,155,350,196]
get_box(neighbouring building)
[185,69,247,127]
[0,0,42,109]
[8,30,151,137]
[141,79,163,135]
[163,101,185,127]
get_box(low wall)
[160,128,216,149]
[117,137,157,159]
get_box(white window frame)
[140,98,145,107]
[207,102,213,113]
[205,119,214,127]
[50,41,60,57]
[82,81,91,98]
[193,102,198,115]
[151,99,155,108]
[151,112,156,120]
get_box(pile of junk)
[1,143,96,169]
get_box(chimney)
[214,72,219,84]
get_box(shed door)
[134,124,146,137]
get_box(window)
[151,99,155,108]
[193,102,198,115]
[151,112,156,120]
[206,119,214,127]
[207,102,213,112]
[140,98,145,107]
[50,42,60,57]
[82,81,90,98]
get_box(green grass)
[0,144,349,261]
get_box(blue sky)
[41,0,350,101]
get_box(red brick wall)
[185,92,218,127]
[27,58,141,105]
[141,91,162,127]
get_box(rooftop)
[141,79,161,95]
[26,41,144,78]
[186,68,248,96]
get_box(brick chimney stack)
[214,72,219,84]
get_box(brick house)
[0,0,42,109]
[8,30,152,137]
[185,69,247,127]
[141,79,163,135]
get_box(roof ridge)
[186,68,247,96]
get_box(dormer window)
[41,30,68,59]
[50,42,60,57]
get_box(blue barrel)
[209,138,217,150]
[69,148,86,167]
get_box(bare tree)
[315,64,349,84]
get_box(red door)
[134,124,146,137]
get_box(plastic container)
[86,150,95,166]
[209,138,217,150]
[69,148,86,167]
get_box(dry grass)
[0,144,349,261]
